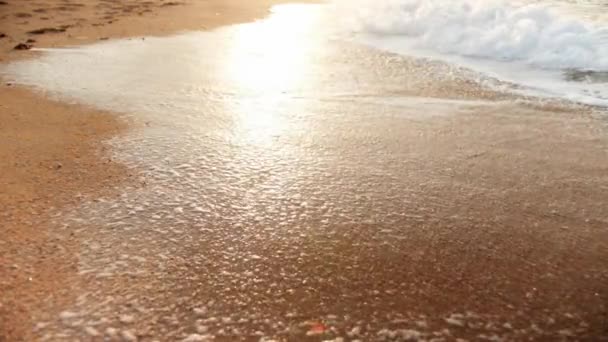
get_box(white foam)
[333,0,608,70]
[331,0,608,107]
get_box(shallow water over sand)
[3,4,608,341]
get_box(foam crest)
[334,0,608,71]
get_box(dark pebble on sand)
[161,1,182,7]
[13,43,32,50]
[27,25,70,35]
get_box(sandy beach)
[1,0,607,341]
[0,1,308,340]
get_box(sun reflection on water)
[223,5,321,145]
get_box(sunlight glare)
[223,5,320,145]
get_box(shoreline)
[0,86,129,340]
[0,1,309,340]
[1,0,607,340]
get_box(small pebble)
[119,314,135,324]
[121,330,137,341]
[13,43,32,50]
[105,327,118,337]
[59,311,79,321]
[182,334,212,342]
[84,326,100,337]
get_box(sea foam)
[330,0,608,106]
[333,0,608,71]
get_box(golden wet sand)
[0,0,314,340]
[1,0,607,341]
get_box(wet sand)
[0,1,312,340]
[1,1,608,341]
[0,86,128,340]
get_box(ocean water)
[330,0,608,107]
[5,1,608,108]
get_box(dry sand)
[0,1,308,340]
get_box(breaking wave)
[334,0,608,71]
